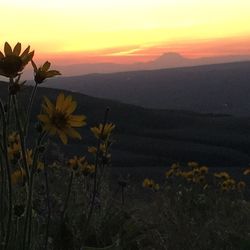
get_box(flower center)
[1,55,23,76]
[51,111,68,129]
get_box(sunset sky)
[1,0,250,64]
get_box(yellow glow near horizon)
[1,0,250,62]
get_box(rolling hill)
[1,81,250,167]
[42,61,250,116]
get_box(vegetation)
[1,42,250,250]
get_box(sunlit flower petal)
[4,42,12,56]
[13,43,21,56]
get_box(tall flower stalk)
[84,108,111,233]
[0,41,98,249]
[0,42,64,250]
[0,100,12,250]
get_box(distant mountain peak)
[159,52,184,58]
[153,52,188,64]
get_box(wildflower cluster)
[243,167,250,176]
[214,171,246,192]
[162,161,247,193]
[89,122,115,165]
[68,155,95,176]
[165,162,209,188]
[142,178,160,191]
[0,42,92,250]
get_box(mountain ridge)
[41,61,250,116]
[21,52,250,79]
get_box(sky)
[1,0,250,64]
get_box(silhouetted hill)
[1,81,250,167]
[43,61,250,115]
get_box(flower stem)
[0,99,13,250]
[61,171,74,220]
[12,95,30,184]
[44,165,51,250]
[24,83,38,135]
[0,154,6,243]
[84,107,109,235]
[23,131,46,250]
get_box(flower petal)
[66,128,82,140]
[22,51,34,65]
[37,114,50,123]
[4,42,12,56]
[65,100,77,115]
[20,46,30,57]
[43,96,55,113]
[69,115,86,127]
[60,95,72,112]
[42,61,51,71]
[58,132,68,144]
[46,70,61,77]
[56,93,65,111]
[31,60,38,72]
[13,43,21,56]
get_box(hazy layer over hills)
[21,52,250,79]
[44,61,250,116]
[54,53,250,76]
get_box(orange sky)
[1,0,250,65]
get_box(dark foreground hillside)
[44,61,250,115]
[1,82,250,167]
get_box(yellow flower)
[170,163,180,170]
[31,60,61,84]
[88,146,97,154]
[11,168,26,185]
[68,156,86,170]
[200,166,208,175]
[38,93,86,144]
[221,178,235,191]
[142,178,154,188]
[24,149,44,172]
[187,161,199,169]
[214,171,230,179]
[142,178,160,191]
[237,181,246,191]
[88,144,106,155]
[8,142,21,161]
[193,168,201,176]
[181,171,193,181]
[185,171,194,180]
[175,170,182,177]
[90,123,115,140]
[8,132,20,144]
[243,168,250,175]
[80,163,95,176]
[37,161,44,172]
[165,169,174,178]
[0,42,34,77]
